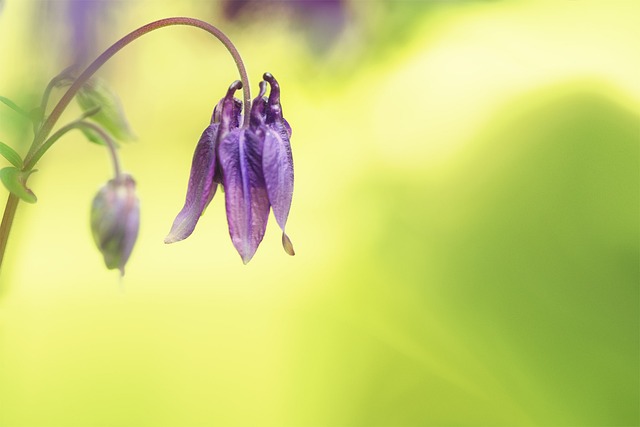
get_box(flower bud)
[90,174,140,275]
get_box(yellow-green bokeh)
[0,1,638,426]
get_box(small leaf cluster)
[0,76,133,204]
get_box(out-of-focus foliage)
[0,167,36,203]
[76,78,135,142]
[0,0,638,426]
[0,140,23,168]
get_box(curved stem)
[0,193,19,275]
[81,122,122,178]
[27,121,122,178]
[38,67,75,124]
[1,17,249,277]
[1,121,122,278]
[23,17,251,169]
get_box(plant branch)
[0,193,19,275]
[26,120,122,177]
[24,17,251,168]
[1,17,250,277]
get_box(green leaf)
[0,167,37,203]
[76,79,134,142]
[0,141,23,168]
[0,95,31,118]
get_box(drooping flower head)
[166,73,294,263]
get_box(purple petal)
[249,81,267,130]
[262,73,295,255]
[211,96,242,127]
[263,73,292,139]
[165,125,219,244]
[262,127,295,255]
[218,80,244,136]
[219,128,270,264]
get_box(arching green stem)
[1,17,251,276]
[37,66,75,128]
[0,193,18,276]
[25,16,252,166]
[27,121,122,178]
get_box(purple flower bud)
[90,174,140,275]
[166,74,294,263]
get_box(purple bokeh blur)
[34,0,120,68]
[66,0,110,65]
[221,0,348,53]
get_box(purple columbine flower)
[165,73,294,263]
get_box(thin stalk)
[0,193,19,274]
[37,66,75,126]
[26,121,122,177]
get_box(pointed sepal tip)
[282,232,295,256]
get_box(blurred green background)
[0,1,638,426]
